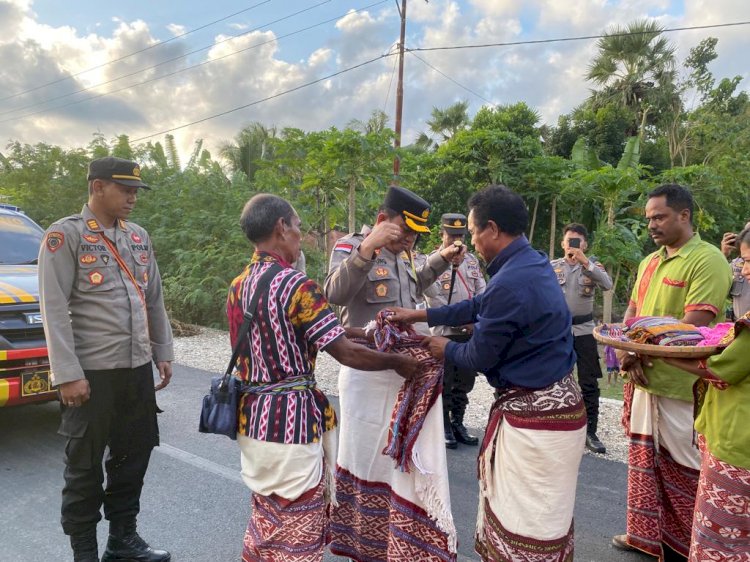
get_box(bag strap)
[100,234,146,308]
[225,263,282,378]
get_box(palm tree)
[219,122,277,181]
[347,109,390,134]
[416,101,470,149]
[586,19,677,137]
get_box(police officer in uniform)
[551,223,612,454]
[39,157,173,562]
[721,221,750,320]
[424,214,486,449]
[325,185,463,327]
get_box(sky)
[0,0,748,161]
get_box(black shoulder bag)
[198,264,280,439]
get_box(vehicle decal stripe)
[0,379,9,406]
[0,286,20,304]
[0,348,47,361]
[0,280,36,303]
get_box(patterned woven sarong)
[330,313,456,562]
[242,477,327,562]
[476,374,586,562]
[689,436,750,561]
[621,383,701,558]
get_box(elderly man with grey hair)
[226,193,418,562]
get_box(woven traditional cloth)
[621,383,701,558]
[475,374,586,562]
[624,316,704,347]
[330,313,457,562]
[371,311,445,473]
[689,435,750,561]
[242,477,327,562]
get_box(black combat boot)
[451,412,478,446]
[443,411,457,449]
[101,520,170,562]
[70,530,99,562]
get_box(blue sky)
[0,0,747,160]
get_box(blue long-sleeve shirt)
[427,236,575,390]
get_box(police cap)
[441,213,467,235]
[87,157,150,189]
[383,185,430,233]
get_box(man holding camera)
[551,223,612,454]
[423,213,486,449]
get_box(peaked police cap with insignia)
[441,213,467,235]
[382,185,430,233]
[87,156,150,189]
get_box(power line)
[130,52,393,142]
[0,0,335,117]
[0,0,273,103]
[408,51,494,106]
[382,43,399,112]
[0,1,389,125]
[409,20,750,52]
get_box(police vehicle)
[0,205,55,406]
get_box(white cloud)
[166,23,186,37]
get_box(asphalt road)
[0,364,649,562]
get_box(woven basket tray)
[593,324,723,358]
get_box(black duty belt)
[571,313,594,325]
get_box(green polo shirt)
[629,233,732,401]
[695,320,750,469]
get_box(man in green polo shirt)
[612,184,732,561]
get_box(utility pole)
[393,0,407,180]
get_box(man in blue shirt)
[389,184,586,561]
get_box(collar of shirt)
[80,204,129,232]
[251,249,292,268]
[659,232,702,261]
[487,236,529,277]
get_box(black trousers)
[573,334,603,435]
[441,334,476,421]
[59,363,159,536]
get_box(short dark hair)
[737,226,750,250]
[240,194,295,244]
[562,223,588,241]
[648,184,694,223]
[467,184,527,236]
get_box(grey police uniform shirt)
[551,256,613,337]
[730,256,750,319]
[324,232,450,328]
[38,205,174,386]
[423,251,486,337]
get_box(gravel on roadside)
[175,327,628,464]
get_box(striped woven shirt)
[227,251,344,444]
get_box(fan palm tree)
[586,19,677,136]
[219,122,277,181]
[416,101,470,150]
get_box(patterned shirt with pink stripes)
[227,251,344,444]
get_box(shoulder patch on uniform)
[45,232,64,252]
[334,242,353,254]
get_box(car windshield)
[0,214,44,264]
